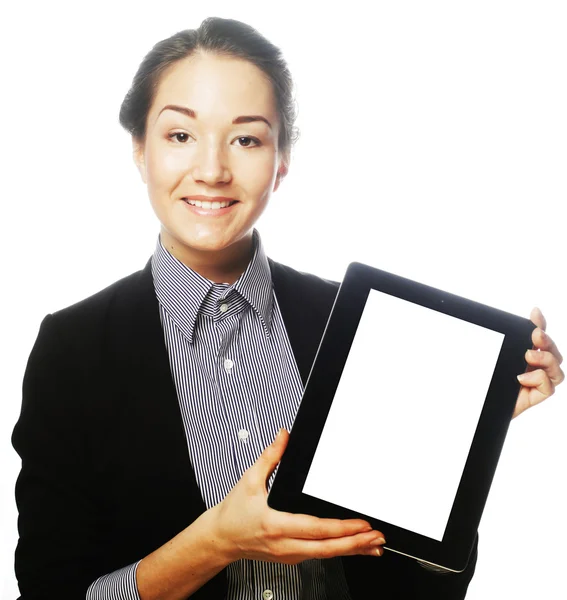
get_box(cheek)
[146,146,188,191]
[242,154,278,193]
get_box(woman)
[12,16,564,600]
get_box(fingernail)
[372,537,386,545]
[375,547,383,556]
[517,374,527,382]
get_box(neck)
[160,229,255,285]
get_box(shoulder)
[48,258,152,330]
[267,258,340,324]
[268,257,339,293]
[31,259,152,360]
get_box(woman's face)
[133,52,287,268]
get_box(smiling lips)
[183,195,239,210]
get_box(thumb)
[255,427,289,481]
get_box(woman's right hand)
[208,428,386,565]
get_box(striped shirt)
[87,229,353,599]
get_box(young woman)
[12,16,564,600]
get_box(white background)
[1,1,565,598]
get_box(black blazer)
[12,257,478,600]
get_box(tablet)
[267,262,535,572]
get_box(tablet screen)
[302,288,505,541]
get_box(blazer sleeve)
[12,314,123,599]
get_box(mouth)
[183,198,239,210]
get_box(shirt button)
[220,303,229,313]
[238,429,249,442]
[224,358,234,372]
[262,591,273,600]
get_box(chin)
[175,230,236,253]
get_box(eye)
[234,136,261,148]
[168,132,191,143]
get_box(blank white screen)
[302,289,505,541]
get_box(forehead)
[150,53,278,122]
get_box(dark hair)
[119,17,299,162]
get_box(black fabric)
[12,257,477,599]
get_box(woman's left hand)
[513,307,564,419]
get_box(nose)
[191,141,231,185]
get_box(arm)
[115,429,387,600]
[86,428,391,600]
[13,316,387,599]
[13,314,113,598]
[12,314,231,600]
[85,518,232,600]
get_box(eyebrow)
[158,104,272,129]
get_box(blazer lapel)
[105,258,207,541]
[268,258,339,387]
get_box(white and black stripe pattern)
[86,229,353,600]
[86,562,140,599]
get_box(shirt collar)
[151,228,273,343]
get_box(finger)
[365,546,385,557]
[524,349,566,386]
[530,307,547,331]
[272,511,380,540]
[252,428,289,484]
[275,530,386,562]
[531,328,564,365]
[517,368,555,399]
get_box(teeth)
[186,199,234,209]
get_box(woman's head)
[119,18,299,278]
[120,17,299,163]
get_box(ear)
[273,155,289,193]
[132,137,147,183]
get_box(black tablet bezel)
[267,261,535,572]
